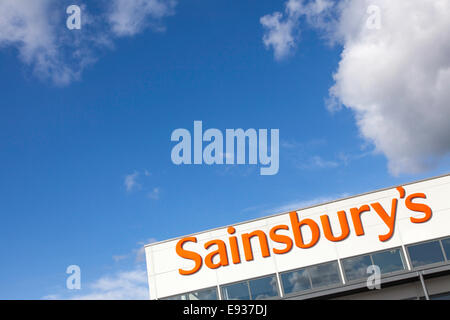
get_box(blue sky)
[0,0,449,299]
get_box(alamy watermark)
[170,121,279,175]
[367,265,381,290]
[66,5,81,30]
[366,5,381,30]
[66,265,81,290]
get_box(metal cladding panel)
[145,174,450,299]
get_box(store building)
[145,174,450,300]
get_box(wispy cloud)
[300,155,339,169]
[264,194,350,215]
[43,238,157,300]
[260,1,301,61]
[147,187,160,200]
[294,152,371,170]
[260,0,333,60]
[112,254,128,263]
[243,193,350,217]
[124,171,140,192]
[281,138,369,170]
[70,268,149,300]
[108,0,176,36]
[124,170,161,199]
[133,238,157,263]
[112,238,157,264]
[0,0,83,85]
[215,165,257,177]
[281,138,326,150]
[0,0,176,85]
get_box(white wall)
[145,174,450,299]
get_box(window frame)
[341,253,373,283]
[440,237,450,262]
[279,260,343,298]
[279,266,312,295]
[220,273,280,300]
[341,246,407,284]
[159,286,219,301]
[406,239,447,270]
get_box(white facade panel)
[145,174,450,299]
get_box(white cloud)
[124,171,140,192]
[108,0,176,36]
[0,0,176,85]
[260,1,301,61]
[112,254,128,262]
[260,0,333,60]
[112,238,157,263]
[71,238,157,299]
[0,0,80,85]
[265,195,341,214]
[44,238,157,300]
[147,187,160,200]
[330,0,450,175]
[124,171,160,199]
[280,138,368,170]
[71,268,149,300]
[295,151,371,170]
[309,155,339,169]
[244,193,351,217]
[133,238,157,263]
[263,0,450,175]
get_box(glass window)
[408,240,445,268]
[430,292,450,300]
[248,275,279,299]
[187,287,218,300]
[161,294,187,300]
[441,237,450,260]
[281,268,311,295]
[162,287,218,300]
[372,248,405,274]
[342,255,372,281]
[281,261,341,296]
[308,261,341,288]
[221,275,279,300]
[221,281,250,300]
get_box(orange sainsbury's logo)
[175,187,433,276]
